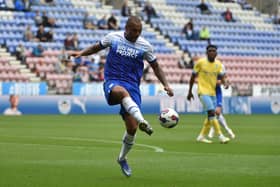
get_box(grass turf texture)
[0,115,279,187]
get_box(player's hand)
[187,92,194,101]
[215,106,222,115]
[68,51,82,58]
[164,86,174,97]
[224,81,230,89]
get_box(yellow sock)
[210,118,222,135]
[199,118,211,136]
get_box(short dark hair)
[206,44,217,51]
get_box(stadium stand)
[0,0,279,95]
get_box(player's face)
[125,22,142,43]
[207,48,217,62]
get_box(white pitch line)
[0,135,164,153]
[48,136,164,153]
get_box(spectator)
[42,11,56,27]
[217,0,234,2]
[97,15,108,30]
[142,1,158,23]
[199,26,210,42]
[272,13,280,24]
[87,57,101,81]
[221,8,235,22]
[34,10,43,26]
[15,43,26,64]
[64,33,75,50]
[181,18,195,40]
[44,0,55,6]
[72,33,79,50]
[23,0,30,10]
[107,13,119,30]
[14,0,25,11]
[196,0,211,15]
[58,48,69,64]
[45,29,53,42]
[73,66,89,83]
[237,0,253,10]
[32,44,44,57]
[121,0,131,17]
[83,12,96,30]
[24,25,34,41]
[36,25,47,42]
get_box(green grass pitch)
[0,114,279,187]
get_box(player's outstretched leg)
[117,158,132,177]
[138,120,153,135]
[122,97,153,135]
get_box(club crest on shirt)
[58,99,71,115]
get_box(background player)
[208,66,235,139]
[187,44,230,144]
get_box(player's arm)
[221,74,230,89]
[150,61,174,97]
[219,63,230,89]
[187,73,196,101]
[69,43,104,58]
[187,59,200,101]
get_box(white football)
[159,108,179,128]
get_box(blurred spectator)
[181,18,196,40]
[64,60,74,76]
[272,13,280,24]
[221,8,235,22]
[64,33,73,50]
[107,13,119,30]
[196,0,211,15]
[32,44,44,57]
[217,0,234,2]
[3,95,22,116]
[73,66,89,83]
[83,12,96,30]
[72,33,79,50]
[55,48,69,73]
[237,0,253,10]
[42,11,56,27]
[15,43,26,64]
[121,0,131,17]
[14,0,25,11]
[23,0,30,10]
[199,26,210,43]
[45,29,53,42]
[58,48,69,64]
[143,1,158,23]
[44,0,55,5]
[34,10,43,26]
[64,33,79,51]
[97,15,108,29]
[24,25,34,41]
[36,25,47,42]
[30,0,41,5]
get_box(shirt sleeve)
[144,42,157,64]
[192,59,201,75]
[99,33,113,48]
